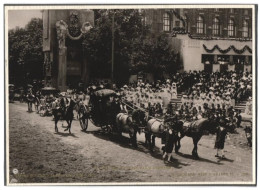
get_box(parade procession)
[6,6,255,185]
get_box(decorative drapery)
[203,44,252,54]
[56,20,93,48]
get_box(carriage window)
[228,19,234,37]
[196,16,204,34]
[163,13,171,32]
[213,17,220,36]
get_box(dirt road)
[8,102,254,184]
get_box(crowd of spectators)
[120,70,252,131]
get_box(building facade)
[143,8,253,73]
[42,9,94,91]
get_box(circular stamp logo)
[12,168,18,175]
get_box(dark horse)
[52,99,76,134]
[175,118,219,158]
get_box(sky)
[8,10,42,30]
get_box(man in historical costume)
[162,127,175,163]
[235,110,242,128]
[215,118,228,159]
[63,94,76,131]
[26,89,35,112]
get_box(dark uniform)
[215,126,227,149]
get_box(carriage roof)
[93,89,116,98]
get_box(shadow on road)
[164,157,190,168]
[82,130,189,169]
[54,131,79,138]
[176,152,224,165]
[216,157,234,163]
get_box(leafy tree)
[8,18,43,86]
[82,9,178,85]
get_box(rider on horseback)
[60,94,67,118]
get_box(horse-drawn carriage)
[78,89,117,132]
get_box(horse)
[116,113,138,147]
[144,117,180,153]
[52,99,76,134]
[114,108,147,147]
[174,118,219,158]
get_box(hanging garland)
[203,44,252,54]
[67,32,83,40]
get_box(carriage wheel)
[80,117,88,131]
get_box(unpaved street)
[8,102,253,183]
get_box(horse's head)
[206,119,219,134]
[132,110,146,125]
[175,120,184,133]
[127,116,141,134]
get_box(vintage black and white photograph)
[5,5,256,185]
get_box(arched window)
[212,17,220,36]
[163,13,171,32]
[196,16,204,34]
[242,20,249,38]
[228,19,234,37]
